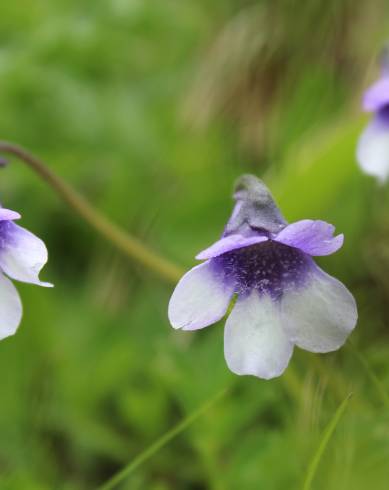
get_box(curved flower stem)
[0,141,183,284]
[302,392,353,490]
[97,386,230,490]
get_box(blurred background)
[1,0,389,488]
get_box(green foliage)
[1,0,389,489]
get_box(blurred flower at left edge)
[0,206,53,340]
[168,175,357,380]
[357,49,389,183]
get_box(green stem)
[0,141,183,284]
[97,387,229,490]
[302,392,353,490]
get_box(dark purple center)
[0,220,13,250]
[211,240,312,299]
[377,104,389,126]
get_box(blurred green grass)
[1,1,389,489]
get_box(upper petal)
[0,273,22,340]
[0,222,53,287]
[281,266,357,353]
[0,209,21,222]
[357,117,389,183]
[363,77,389,112]
[168,261,234,331]
[275,220,344,256]
[224,292,294,379]
[196,234,268,260]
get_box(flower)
[168,175,357,380]
[0,206,52,340]
[357,51,389,183]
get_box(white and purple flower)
[357,54,389,183]
[0,207,52,340]
[168,175,357,380]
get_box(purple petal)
[357,117,389,183]
[168,261,234,331]
[0,209,21,222]
[0,222,53,287]
[224,292,294,379]
[196,234,268,260]
[0,273,22,340]
[281,265,357,353]
[275,219,343,256]
[363,77,389,112]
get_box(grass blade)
[98,386,229,490]
[302,392,353,490]
[348,343,389,409]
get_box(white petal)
[0,273,22,340]
[357,118,389,183]
[224,292,294,379]
[0,223,53,287]
[168,261,234,331]
[281,266,357,353]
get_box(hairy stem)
[0,142,183,284]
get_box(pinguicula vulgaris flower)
[0,207,52,340]
[168,175,357,379]
[357,52,389,183]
